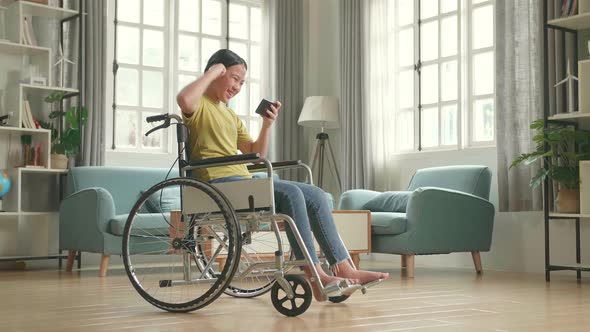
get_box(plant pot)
[555,189,580,213]
[51,153,68,169]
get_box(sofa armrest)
[59,187,116,253]
[338,189,382,210]
[403,187,495,253]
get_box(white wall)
[303,1,590,274]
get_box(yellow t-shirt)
[182,96,254,181]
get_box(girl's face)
[211,64,246,104]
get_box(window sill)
[392,145,496,161]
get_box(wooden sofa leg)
[405,254,415,278]
[471,251,483,274]
[99,255,110,277]
[401,255,407,269]
[350,253,361,270]
[65,250,77,272]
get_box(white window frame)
[393,0,495,154]
[105,0,263,166]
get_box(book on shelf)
[22,100,36,129]
[561,0,579,17]
[21,16,37,46]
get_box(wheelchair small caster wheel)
[328,295,349,303]
[271,275,312,317]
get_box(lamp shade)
[297,96,340,129]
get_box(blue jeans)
[209,176,350,265]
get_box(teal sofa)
[59,166,176,277]
[338,165,495,277]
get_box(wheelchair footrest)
[324,279,362,297]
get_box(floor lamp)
[298,96,342,191]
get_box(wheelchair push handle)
[144,113,183,136]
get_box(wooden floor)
[1,261,589,332]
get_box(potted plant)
[40,91,87,169]
[511,119,590,213]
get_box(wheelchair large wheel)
[196,217,293,298]
[122,178,241,313]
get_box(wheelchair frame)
[122,113,361,317]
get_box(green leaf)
[530,169,549,188]
[48,111,66,119]
[44,91,66,103]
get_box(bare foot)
[304,265,359,301]
[333,260,390,285]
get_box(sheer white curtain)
[362,0,396,189]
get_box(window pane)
[249,82,260,116]
[250,45,260,79]
[421,107,438,148]
[440,16,457,57]
[179,0,200,32]
[248,118,261,140]
[142,112,163,148]
[230,85,248,115]
[229,41,248,65]
[399,28,414,67]
[421,21,438,62]
[420,0,438,19]
[229,3,248,40]
[118,0,140,23]
[117,26,139,64]
[441,0,457,13]
[178,74,196,94]
[398,0,414,26]
[142,70,164,108]
[472,5,493,49]
[143,0,164,27]
[115,110,138,148]
[178,35,200,71]
[396,111,414,150]
[201,38,221,71]
[441,60,457,101]
[143,29,164,67]
[441,104,457,145]
[399,70,414,108]
[473,52,494,95]
[250,7,262,41]
[473,98,494,141]
[202,0,222,36]
[116,68,139,106]
[421,64,438,104]
[472,0,487,5]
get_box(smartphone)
[255,98,276,118]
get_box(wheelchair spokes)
[123,178,241,312]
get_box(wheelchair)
[122,113,374,317]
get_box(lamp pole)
[309,128,342,191]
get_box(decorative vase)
[51,153,68,169]
[555,189,580,213]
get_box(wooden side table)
[331,210,371,269]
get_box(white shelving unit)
[543,0,590,281]
[0,1,82,261]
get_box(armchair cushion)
[109,213,173,236]
[371,212,407,235]
[142,187,181,213]
[362,191,412,212]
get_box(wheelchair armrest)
[186,153,260,169]
[248,160,313,184]
[247,160,301,171]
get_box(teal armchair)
[338,165,495,277]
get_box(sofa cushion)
[142,187,181,213]
[109,214,171,236]
[371,212,407,235]
[362,191,412,212]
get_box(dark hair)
[204,49,248,72]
